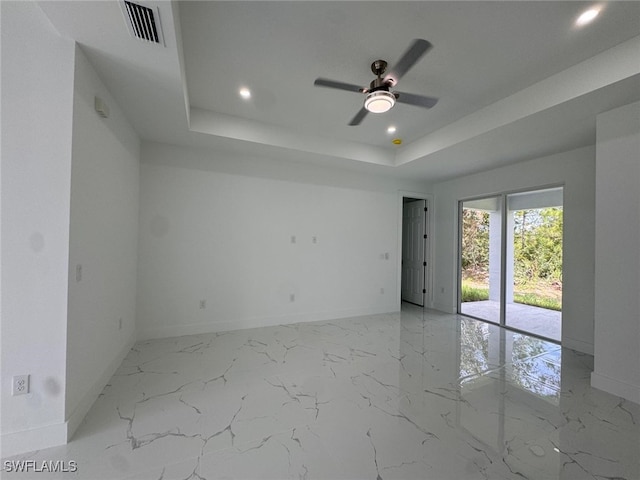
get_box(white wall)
[431,146,596,354]
[592,101,640,403]
[1,2,75,456]
[65,47,140,436]
[137,143,428,339]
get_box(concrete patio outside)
[460,300,561,342]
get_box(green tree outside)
[461,206,562,310]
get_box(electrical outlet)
[12,375,29,396]
[199,300,206,309]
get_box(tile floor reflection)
[3,305,639,479]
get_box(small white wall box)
[95,97,110,118]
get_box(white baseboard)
[1,336,136,459]
[1,422,67,459]
[65,335,136,440]
[591,371,640,404]
[563,337,594,355]
[138,305,399,340]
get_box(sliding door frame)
[457,183,564,344]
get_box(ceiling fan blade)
[348,107,369,126]
[384,39,433,87]
[394,91,438,109]
[314,78,365,93]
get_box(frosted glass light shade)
[364,90,395,113]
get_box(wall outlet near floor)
[12,375,29,396]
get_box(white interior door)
[402,200,426,306]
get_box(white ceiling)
[40,1,640,182]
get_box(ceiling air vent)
[119,1,165,46]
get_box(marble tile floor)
[3,305,638,480]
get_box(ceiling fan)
[314,39,439,126]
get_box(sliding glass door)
[458,187,563,342]
[459,196,502,324]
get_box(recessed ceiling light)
[576,7,600,27]
[387,126,397,134]
[239,87,251,99]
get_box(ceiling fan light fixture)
[364,90,396,113]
